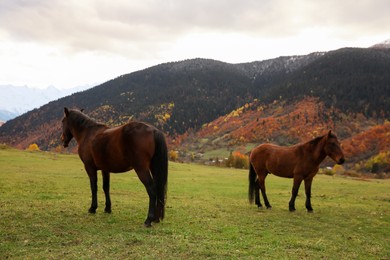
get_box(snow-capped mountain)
[0,85,92,122]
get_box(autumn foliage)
[26,143,40,151]
[342,122,390,160]
[169,150,179,162]
[173,97,389,175]
[225,151,249,169]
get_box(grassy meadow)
[0,146,389,259]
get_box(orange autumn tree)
[169,150,179,162]
[26,143,40,151]
[226,151,249,169]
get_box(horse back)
[250,143,303,178]
[90,121,155,172]
[122,121,156,154]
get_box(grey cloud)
[0,0,388,55]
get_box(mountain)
[0,109,18,123]
[370,39,390,49]
[0,54,323,150]
[0,85,92,122]
[259,48,390,115]
[0,47,389,164]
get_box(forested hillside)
[260,48,390,116]
[173,97,389,172]
[0,54,322,149]
[0,47,389,174]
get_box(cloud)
[1,0,388,54]
[0,0,388,88]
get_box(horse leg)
[254,180,263,208]
[85,166,98,213]
[135,168,156,227]
[102,171,112,213]
[304,177,314,212]
[289,176,303,212]
[258,173,272,209]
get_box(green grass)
[202,143,257,160]
[1,147,389,259]
[203,148,231,160]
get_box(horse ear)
[64,107,69,117]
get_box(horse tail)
[151,129,168,221]
[248,161,257,204]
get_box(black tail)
[248,162,257,204]
[150,130,168,221]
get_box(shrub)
[332,164,345,175]
[26,143,40,151]
[343,170,361,178]
[225,151,249,169]
[0,143,10,150]
[169,150,179,162]
[54,145,62,153]
[319,167,335,176]
[364,151,390,173]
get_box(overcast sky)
[0,0,388,89]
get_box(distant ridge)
[0,85,93,122]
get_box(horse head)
[61,107,73,148]
[323,130,345,165]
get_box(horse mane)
[307,132,336,146]
[307,135,324,146]
[68,109,105,128]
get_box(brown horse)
[61,108,168,227]
[249,131,344,212]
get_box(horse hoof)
[104,208,112,214]
[88,208,96,214]
[266,206,272,210]
[144,222,152,228]
[307,209,314,213]
[289,208,296,212]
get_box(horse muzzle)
[337,157,345,165]
[61,134,69,148]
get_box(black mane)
[68,109,105,128]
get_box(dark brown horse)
[61,108,168,227]
[249,131,344,212]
